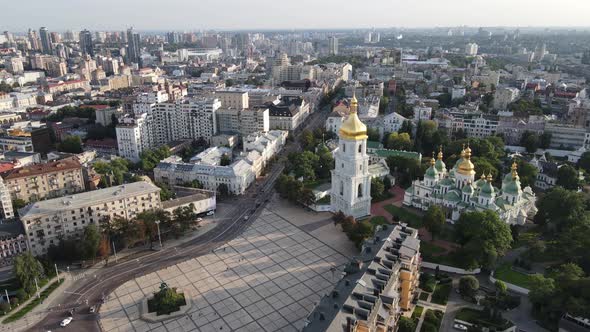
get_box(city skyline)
[4,0,590,32]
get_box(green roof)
[435,159,446,172]
[503,180,521,195]
[425,166,438,178]
[367,141,383,149]
[440,178,454,186]
[372,149,421,160]
[444,191,460,202]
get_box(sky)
[3,0,590,32]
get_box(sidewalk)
[0,272,73,332]
[91,218,219,270]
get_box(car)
[60,317,73,327]
[244,215,249,220]
[206,211,215,216]
[89,305,96,313]
[453,323,468,331]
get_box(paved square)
[100,209,350,332]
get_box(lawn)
[419,292,430,301]
[384,205,422,228]
[420,242,446,257]
[369,216,389,226]
[420,309,444,332]
[411,305,424,320]
[431,282,451,305]
[494,263,538,289]
[421,249,470,269]
[456,308,513,330]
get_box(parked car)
[453,323,468,331]
[89,305,96,313]
[244,215,249,220]
[206,211,215,216]
[60,317,73,327]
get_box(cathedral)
[331,94,372,219]
[403,146,537,225]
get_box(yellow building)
[3,158,85,203]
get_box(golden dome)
[339,92,367,140]
[457,145,476,176]
[437,146,443,160]
[486,172,493,181]
[511,161,520,180]
[430,153,436,166]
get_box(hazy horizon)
[3,0,590,32]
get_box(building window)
[340,181,344,196]
[358,144,362,153]
[342,144,345,152]
[358,183,363,198]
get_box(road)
[28,93,337,332]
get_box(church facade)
[403,146,537,225]
[331,94,372,219]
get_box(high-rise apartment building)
[465,42,479,56]
[79,29,94,56]
[329,36,339,55]
[39,27,53,54]
[126,28,141,65]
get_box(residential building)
[331,94,372,219]
[494,87,520,110]
[379,112,408,135]
[545,123,590,149]
[413,105,432,120]
[20,181,161,256]
[126,28,141,65]
[0,176,13,219]
[79,29,94,56]
[267,96,310,131]
[0,222,28,262]
[215,90,249,109]
[216,108,269,136]
[39,27,53,54]
[3,158,85,203]
[116,113,151,162]
[95,106,123,127]
[404,147,537,224]
[329,36,339,55]
[496,115,546,145]
[0,136,33,153]
[465,43,479,56]
[303,224,421,332]
[452,86,467,100]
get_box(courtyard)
[99,205,353,332]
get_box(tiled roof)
[3,158,81,180]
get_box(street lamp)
[155,220,162,249]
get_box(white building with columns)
[330,94,372,219]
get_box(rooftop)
[3,158,81,180]
[19,181,160,219]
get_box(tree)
[316,145,334,179]
[540,132,552,149]
[459,276,479,298]
[383,176,392,190]
[399,120,413,137]
[13,252,44,296]
[300,130,316,151]
[81,224,101,260]
[534,187,587,231]
[98,236,110,262]
[220,154,231,166]
[57,135,83,153]
[520,131,540,153]
[12,198,26,211]
[367,127,380,142]
[556,164,579,190]
[385,132,413,150]
[156,182,174,201]
[516,160,538,188]
[454,211,513,269]
[494,280,507,296]
[578,151,590,173]
[140,146,171,172]
[397,317,416,332]
[371,178,385,200]
[424,205,445,240]
[547,263,585,282]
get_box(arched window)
[342,144,346,153]
[340,181,344,196]
[358,144,362,153]
[358,183,363,198]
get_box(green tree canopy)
[556,164,580,190]
[57,135,83,153]
[14,252,44,296]
[459,275,479,298]
[385,132,413,150]
[423,205,445,240]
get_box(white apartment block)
[268,97,310,131]
[0,177,13,220]
[216,108,269,136]
[20,181,162,256]
[413,105,432,120]
[545,123,590,149]
[465,43,479,56]
[380,112,408,134]
[116,113,151,162]
[215,90,249,109]
[494,87,520,110]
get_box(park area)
[494,263,538,289]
